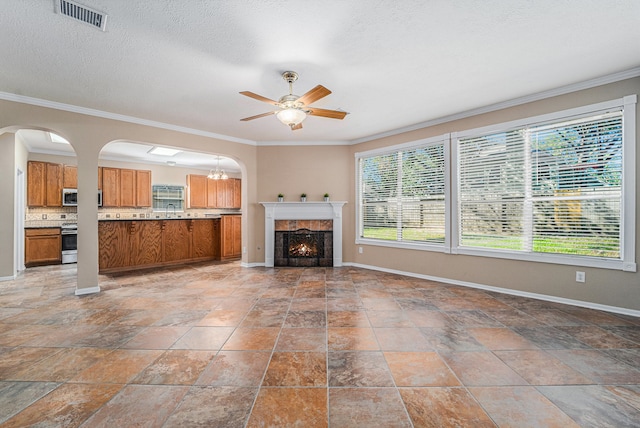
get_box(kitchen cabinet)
[217,178,241,209]
[120,169,136,207]
[188,175,241,209]
[230,178,241,208]
[25,228,61,267]
[136,170,152,207]
[206,177,218,208]
[27,161,63,207]
[63,165,77,189]
[187,174,208,208]
[101,167,120,207]
[98,218,221,273]
[100,167,151,208]
[220,214,241,260]
[193,218,220,259]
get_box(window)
[356,95,636,271]
[453,96,636,270]
[152,185,185,211]
[356,136,449,250]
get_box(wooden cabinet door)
[131,220,162,266]
[98,221,130,269]
[187,174,207,208]
[206,179,218,208]
[216,180,228,208]
[101,167,120,207]
[98,167,103,190]
[192,220,218,259]
[120,169,136,207]
[231,178,241,208]
[63,165,78,188]
[221,215,241,259]
[27,161,46,207]
[163,220,192,262]
[45,162,63,207]
[25,228,61,267]
[135,170,152,207]
[231,215,241,256]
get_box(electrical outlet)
[243,246,247,254]
[576,271,585,283]
[42,214,47,219]
[358,247,363,254]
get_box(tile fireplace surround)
[260,202,346,267]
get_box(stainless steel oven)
[61,223,77,264]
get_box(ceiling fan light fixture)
[276,108,307,128]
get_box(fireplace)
[260,201,346,268]
[275,220,333,267]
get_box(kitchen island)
[98,218,223,273]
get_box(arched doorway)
[96,140,244,275]
[15,128,78,277]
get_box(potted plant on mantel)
[277,193,284,202]
[300,193,307,202]
[324,193,330,202]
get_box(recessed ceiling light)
[148,146,181,156]
[49,132,70,144]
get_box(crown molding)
[257,139,351,146]
[2,66,638,148]
[350,66,640,145]
[0,91,257,146]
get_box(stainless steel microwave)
[62,189,103,207]
[62,188,77,206]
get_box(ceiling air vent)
[55,0,108,31]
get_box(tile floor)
[0,262,639,427]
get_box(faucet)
[166,203,176,219]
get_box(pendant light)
[207,156,228,180]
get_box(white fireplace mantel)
[260,201,346,267]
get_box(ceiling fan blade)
[239,91,279,105]
[296,85,331,106]
[307,107,348,120]
[240,111,277,121]
[291,123,303,131]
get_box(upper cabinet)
[62,165,77,189]
[102,167,152,208]
[187,175,241,209]
[101,167,120,207]
[27,161,63,207]
[136,170,152,207]
[187,174,208,209]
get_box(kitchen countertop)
[99,215,224,221]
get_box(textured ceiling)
[2,0,640,145]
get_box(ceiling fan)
[240,71,348,131]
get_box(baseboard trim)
[75,286,101,296]
[343,262,640,318]
[242,262,266,268]
[0,274,17,282]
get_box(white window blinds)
[457,110,623,258]
[359,141,446,244]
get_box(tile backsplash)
[25,206,239,227]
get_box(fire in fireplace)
[289,230,319,258]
